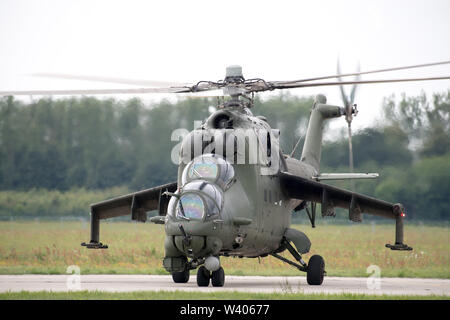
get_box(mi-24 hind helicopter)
[2,61,450,287]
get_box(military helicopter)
[2,61,450,287]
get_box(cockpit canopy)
[167,154,233,220]
[169,181,223,220]
[181,154,235,189]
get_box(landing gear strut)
[271,238,326,285]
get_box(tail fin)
[300,94,344,171]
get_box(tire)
[211,267,225,287]
[307,255,325,285]
[172,269,190,283]
[197,266,211,287]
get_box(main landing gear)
[306,255,325,285]
[271,238,326,285]
[172,268,190,283]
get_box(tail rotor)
[337,60,360,191]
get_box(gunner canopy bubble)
[175,181,223,220]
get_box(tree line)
[0,91,448,220]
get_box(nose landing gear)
[196,266,210,286]
[170,257,226,287]
[211,267,225,287]
[196,265,225,287]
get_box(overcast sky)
[1,0,449,134]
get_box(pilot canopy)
[181,154,235,190]
[168,154,234,220]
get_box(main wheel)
[211,267,225,287]
[307,254,325,285]
[172,269,190,283]
[197,266,211,287]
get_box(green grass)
[0,187,130,219]
[0,221,449,278]
[0,290,448,300]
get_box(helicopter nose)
[172,226,223,258]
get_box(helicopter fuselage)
[162,104,317,271]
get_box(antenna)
[290,133,303,158]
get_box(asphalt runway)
[1,275,449,296]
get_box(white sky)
[1,0,449,135]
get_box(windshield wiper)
[178,215,190,221]
[178,201,190,220]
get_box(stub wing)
[279,172,412,250]
[82,181,177,249]
[280,172,400,220]
[313,173,379,181]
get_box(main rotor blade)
[31,73,193,87]
[277,60,450,84]
[0,87,194,96]
[271,75,450,90]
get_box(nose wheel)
[211,267,225,287]
[196,266,210,286]
[196,266,225,287]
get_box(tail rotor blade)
[349,62,361,104]
[347,121,355,191]
[336,59,349,107]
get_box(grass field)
[0,221,449,278]
[0,290,447,300]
